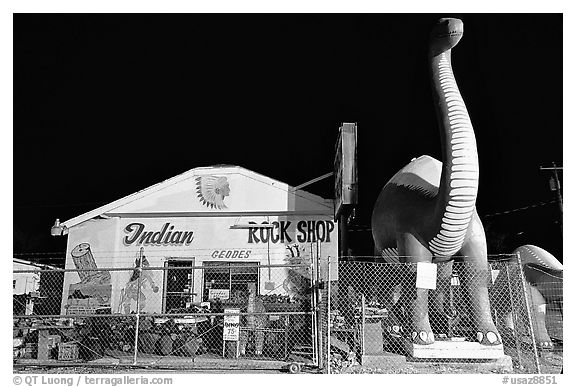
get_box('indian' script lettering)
[124,222,195,246]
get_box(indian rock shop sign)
[123,222,195,246]
[246,220,335,244]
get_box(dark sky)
[13,14,563,263]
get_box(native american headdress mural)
[195,175,230,209]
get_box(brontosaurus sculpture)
[492,245,563,349]
[371,18,501,346]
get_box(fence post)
[327,256,331,375]
[504,262,524,371]
[362,263,366,299]
[133,249,144,366]
[361,293,365,357]
[515,252,541,374]
[315,242,324,370]
[309,250,318,367]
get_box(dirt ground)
[14,365,287,374]
[13,347,562,375]
[335,349,563,374]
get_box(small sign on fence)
[223,309,240,341]
[490,269,500,284]
[416,262,437,289]
[208,288,230,300]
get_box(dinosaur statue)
[492,245,563,349]
[371,18,501,346]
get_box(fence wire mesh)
[13,255,562,374]
[13,263,317,369]
[326,256,562,374]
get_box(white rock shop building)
[53,165,338,315]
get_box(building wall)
[61,218,118,314]
[62,214,337,314]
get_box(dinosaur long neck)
[428,50,479,257]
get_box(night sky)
[13,14,563,264]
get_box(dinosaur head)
[430,18,463,57]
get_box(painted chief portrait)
[195,175,230,209]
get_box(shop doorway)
[162,258,195,312]
[203,262,259,302]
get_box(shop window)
[163,258,195,313]
[203,262,259,303]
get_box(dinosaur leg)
[429,261,453,335]
[374,254,405,338]
[387,282,407,338]
[459,238,501,345]
[490,269,515,340]
[398,232,435,345]
[535,273,563,306]
[527,284,554,350]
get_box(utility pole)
[540,162,563,232]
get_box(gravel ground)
[14,365,286,374]
[14,349,561,375]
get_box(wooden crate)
[58,342,79,361]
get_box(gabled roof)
[59,165,334,233]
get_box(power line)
[346,200,560,233]
[482,200,558,219]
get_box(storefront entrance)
[163,258,195,313]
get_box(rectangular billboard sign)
[334,123,358,218]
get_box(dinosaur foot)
[537,340,554,350]
[386,324,404,338]
[476,330,501,346]
[411,330,435,345]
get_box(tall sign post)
[334,123,358,259]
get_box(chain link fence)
[13,262,320,371]
[13,255,562,374]
[325,256,562,374]
[501,264,563,374]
